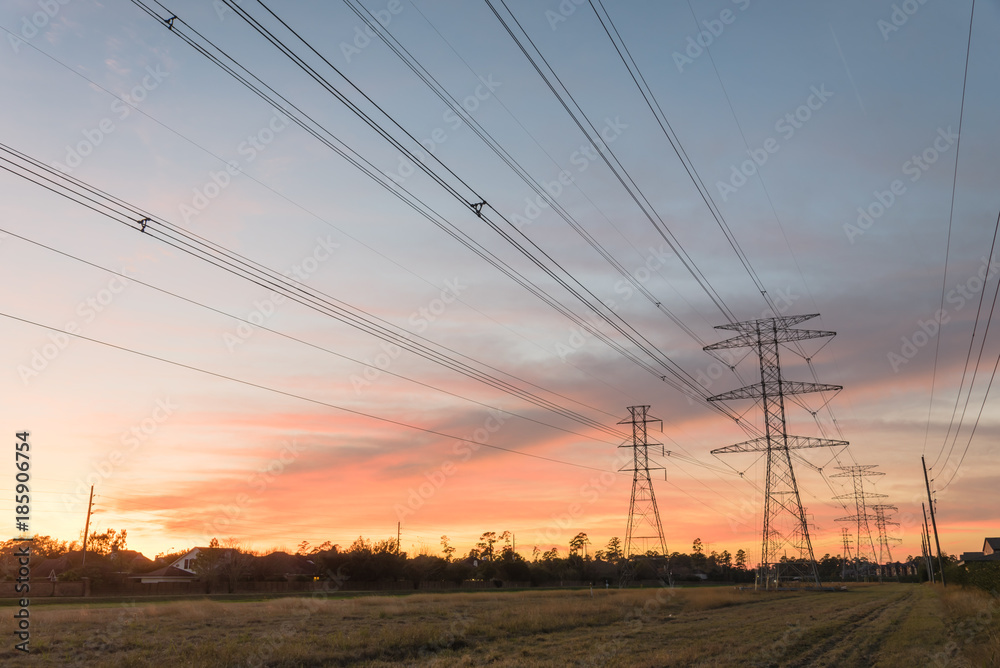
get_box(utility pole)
[705,314,847,589]
[618,405,667,559]
[920,518,934,584]
[81,485,94,567]
[922,456,946,586]
[922,502,935,583]
[396,521,401,555]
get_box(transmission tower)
[618,405,667,559]
[870,504,900,567]
[705,314,847,589]
[832,465,884,581]
[840,528,853,580]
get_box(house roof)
[33,555,71,578]
[130,565,199,580]
[984,537,1000,554]
[258,551,314,576]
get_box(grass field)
[0,584,996,666]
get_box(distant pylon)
[832,465,884,580]
[841,528,853,579]
[870,504,900,566]
[619,405,667,558]
[705,314,847,589]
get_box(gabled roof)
[258,551,314,576]
[129,565,199,580]
[32,555,71,579]
[984,537,1000,554]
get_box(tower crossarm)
[704,328,837,351]
[833,492,887,501]
[830,465,885,479]
[715,314,820,331]
[711,435,848,454]
[707,382,842,402]
[836,514,879,523]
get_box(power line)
[0,141,622,438]
[0,308,614,474]
[0,21,626,406]
[485,0,736,323]
[131,0,723,408]
[931,206,1000,474]
[0,226,622,446]
[923,0,978,457]
[129,0,781,436]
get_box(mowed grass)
[0,584,995,666]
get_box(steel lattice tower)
[841,528,853,579]
[705,314,847,589]
[832,465,884,580]
[619,405,667,558]
[870,504,900,566]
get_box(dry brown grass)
[0,584,994,666]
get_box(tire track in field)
[780,589,914,667]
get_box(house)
[958,537,1000,565]
[109,549,155,575]
[255,551,315,581]
[170,547,204,574]
[128,546,231,584]
[33,554,73,581]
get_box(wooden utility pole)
[922,502,936,584]
[396,522,401,555]
[81,485,94,567]
[922,456,946,586]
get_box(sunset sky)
[0,0,997,567]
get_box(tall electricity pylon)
[870,504,900,566]
[705,315,846,589]
[832,465,884,580]
[619,405,667,558]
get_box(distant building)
[958,537,1000,565]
